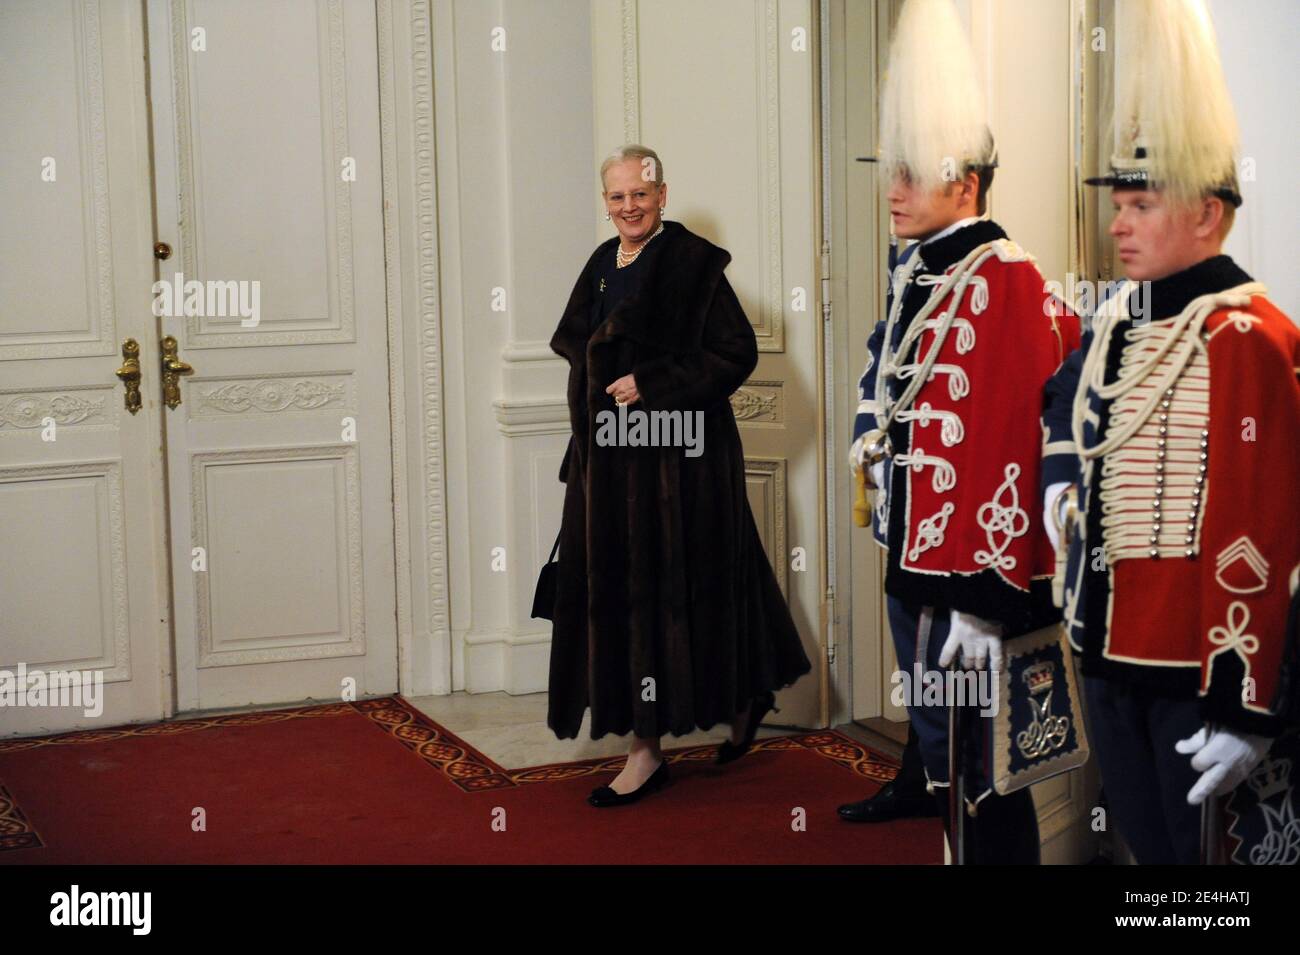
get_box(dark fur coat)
[547,221,811,740]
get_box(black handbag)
[530,531,562,620]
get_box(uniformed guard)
[1042,0,1300,865]
[842,0,1081,863]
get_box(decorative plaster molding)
[192,375,350,416]
[730,379,783,424]
[407,0,453,673]
[0,388,112,431]
[621,0,640,143]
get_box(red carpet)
[0,696,941,864]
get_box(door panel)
[0,0,169,735]
[148,0,397,711]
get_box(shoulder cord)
[873,242,999,435]
[1072,281,1267,460]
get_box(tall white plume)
[877,0,992,193]
[1114,0,1240,207]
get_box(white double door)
[1,0,397,736]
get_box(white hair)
[877,0,992,193]
[600,144,664,189]
[1114,0,1239,209]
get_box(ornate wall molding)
[0,388,113,431]
[190,374,351,417]
[621,0,640,142]
[730,379,783,424]
[412,0,452,679]
[387,0,454,691]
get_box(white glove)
[1176,725,1273,805]
[938,611,1004,671]
[1043,481,1071,552]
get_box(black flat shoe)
[587,759,670,807]
[716,690,779,765]
[837,778,940,823]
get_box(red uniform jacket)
[867,228,1080,632]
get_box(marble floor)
[405,690,897,770]
[173,690,898,771]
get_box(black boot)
[970,789,1040,865]
[838,725,939,822]
[935,787,1039,864]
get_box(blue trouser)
[886,596,991,794]
[1082,674,1202,864]
[887,596,1040,863]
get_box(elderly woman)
[547,145,811,807]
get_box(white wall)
[967,0,1072,288]
[1210,0,1299,319]
[433,0,594,692]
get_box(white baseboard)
[463,628,550,694]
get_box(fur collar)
[550,220,732,364]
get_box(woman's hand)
[606,374,640,406]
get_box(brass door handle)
[117,339,143,415]
[161,335,194,409]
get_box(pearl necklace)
[616,221,664,268]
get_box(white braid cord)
[1071,282,1267,460]
[874,242,1001,438]
[895,401,966,446]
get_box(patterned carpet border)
[353,697,515,793]
[354,696,901,790]
[0,696,900,850]
[499,730,900,787]
[0,784,42,852]
[0,700,355,755]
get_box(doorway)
[0,0,403,735]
